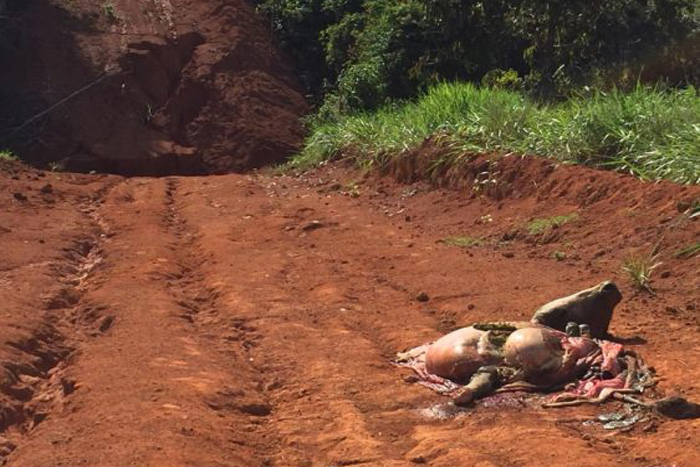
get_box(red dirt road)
[1,159,698,466]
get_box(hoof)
[453,388,475,407]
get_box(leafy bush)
[256,0,699,108]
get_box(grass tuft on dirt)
[527,213,579,235]
[0,150,18,161]
[622,253,662,292]
[292,83,700,184]
[443,236,484,247]
[675,242,700,259]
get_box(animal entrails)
[542,388,646,408]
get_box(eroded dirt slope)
[0,157,698,466]
[0,0,307,174]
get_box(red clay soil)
[0,0,307,174]
[0,156,698,466]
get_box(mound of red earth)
[0,0,307,175]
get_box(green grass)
[527,213,579,235]
[443,236,485,247]
[622,253,662,292]
[689,200,700,218]
[102,2,119,22]
[552,251,568,261]
[292,83,700,184]
[675,243,700,259]
[0,150,18,161]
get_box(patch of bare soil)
[0,156,698,466]
[0,0,307,174]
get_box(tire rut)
[170,178,436,465]
[161,178,281,464]
[0,180,122,462]
[163,178,222,324]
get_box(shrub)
[256,0,699,104]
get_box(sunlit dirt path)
[1,160,698,466]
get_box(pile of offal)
[396,281,699,421]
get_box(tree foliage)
[256,0,699,111]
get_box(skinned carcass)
[399,322,652,407]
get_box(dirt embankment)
[0,0,307,175]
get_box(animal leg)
[453,367,498,407]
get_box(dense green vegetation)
[292,83,699,184]
[258,1,698,183]
[256,0,698,110]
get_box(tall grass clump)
[527,86,700,183]
[292,83,699,184]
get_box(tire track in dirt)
[172,176,463,465]
[171,173,692,466]
[2,163,697,466]
[163,178,222,325]
[160,177,283,463]
[5,177,280,465]
[0,180,121,461]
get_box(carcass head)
[531,280,622,338]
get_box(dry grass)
[622,253,662,292]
